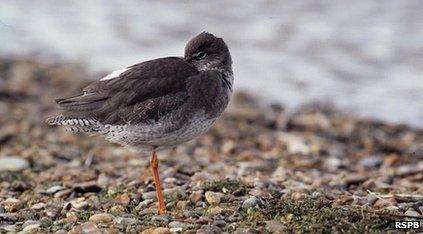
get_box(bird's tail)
[46,115,101,133]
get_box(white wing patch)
[100,68,130,81]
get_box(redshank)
[47,32,233,214]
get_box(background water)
[1,0,422,127]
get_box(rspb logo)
[393,221,421,230]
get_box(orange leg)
[150,149,166,214]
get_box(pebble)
[153,227,171,234]
[136,199,154,210]
[65,212,78,223]
[115,193,130,206]
[151,214,172,224]
[176,201,190,210]
[212,219,226,227]
[31,202,46,210]
[73,181,102,193]
[0,156,29,171]
[398,203,410,211]
[242,197,263,209]
[54,189,73,198]
[109,205,124,214]
[1,198,22,212]
[359,156,382,168]
[0,225,16,232]
[279,133,311,155]
[190,190,204,202]
[385,205,400,212]
[325,157,343,171]
[115,217,139,226]
[142,227,171,234]
[70,222,101,234]
[183,210,201,218]
[89,213,114,223]
[168,221,188,229]
[404,208,421,217]
[227,212,243,222]
[373,198,395,209]
[291,192,307,201]
[22,222,40,233]
[205,191,224,205]
[54,229,67,234]
[208,206,223,215]
[142,187,185,200]
[70,198,89,210]
[196,225,221,234]
[266,220,288,233]
[45,185,65,194]
[170,227,183,233]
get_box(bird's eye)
[196,52,207,59]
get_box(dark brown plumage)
[47,32,233,214]
[55,57,198,125]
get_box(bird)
[47,32,233,214]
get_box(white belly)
[103,113,217,151]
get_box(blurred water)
[1,0,422,127]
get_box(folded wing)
[47,57,198,130]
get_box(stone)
[70,198,89,210]
[151,214,172,224]
[359,156,382,168]
[141,228,155,234]
[70,222,101,234]
[142,227,171,234]
[385,206,400,212]
[65,212,78,223]
[208,206,223,215]
[291,192,307,201]
[115,217,139,226]
[109,205,124,214]
[1,198,22,212]
[176,201,190,210]
[170,227,183,233]
[45,185,66,194]
[73,181,102,193]
[31,202,46,210]
[22,220,38,229]
[54,229,67,234]
[152,227,171,234]
[278,133,310,155]
[404,208,421,217]
[205,191,223,205]
[242,197,263,209]
[227,212,243,222]
[168,221,188,229]
[196,225,221,234]
[22,222,40,233]
[0,225,16,232]
[89,213,114,223]
[190,190,204,202]
[374,198,395,209]
[212,219,226,227]
[142,187,185,200]
[266,220,287,233]
[0,156,29,171]
[136,199,154,210]
[54,189,73,198]
[115,193,130,206]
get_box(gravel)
[0,57,421,233]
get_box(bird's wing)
[51,57,198,125]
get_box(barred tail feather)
[46,115,102,133]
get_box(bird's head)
[184,32,232,71]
